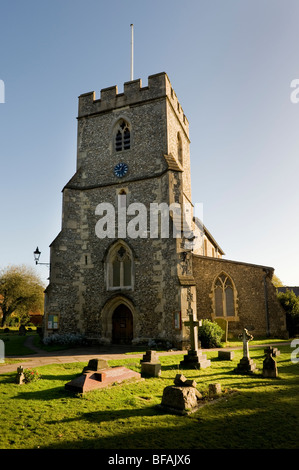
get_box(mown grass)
[0,333,36,356]
[0,344,298,450]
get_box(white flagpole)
[130,24,134,81]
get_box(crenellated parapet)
[78,72,189,131]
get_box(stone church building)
[44,72,287,347]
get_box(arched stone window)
[177,132,183,165]
[213,273,237,318]
[106,241,134,290]
[114,119,131,152]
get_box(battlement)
[78,72,189,130]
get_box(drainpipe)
[263,269,271,337]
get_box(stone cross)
[234,328,256,374]
[184,308,200,351]
[240,328,253,358]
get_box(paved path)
[0,335,290,374]
[0,335,188,374]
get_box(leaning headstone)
[174,374,197,388]
[140,350,161,377]
[16,366,25,384]
[263,348,278,378]
[158,374,202,415]
[234,328,257,374]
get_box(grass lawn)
[0,343,298,450]
[0,332,37,356]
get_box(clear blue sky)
[0,0,299,287]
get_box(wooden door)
[112,305,133,344]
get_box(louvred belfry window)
[115,119,130,152]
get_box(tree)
[272,274,284,287]
[0,265,45,327]
[277,289,299,337]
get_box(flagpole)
[130,24,134,81]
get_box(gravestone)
[140,350,161,377]
[82,358,108,373]
[18,325,26,336]
[16,366,25,384]
[218,350,234,361]
[180,291,211,369]
[209,383,222,397]
[264,346,280,357]
[262,347,278,378]
[234,328,257,374]
[65,359,141,393]
[158,374,202,415]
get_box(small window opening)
[115,119,130,152]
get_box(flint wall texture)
[44,73,192,346]
[192,255,287,337]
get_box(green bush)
[23,369,41,383]
[277,290,299,337]
[198,319,224,348]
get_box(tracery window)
[114,119,130,152]
[106,242,134,290]
[213,273,236,318]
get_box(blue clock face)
[114,162,128,178]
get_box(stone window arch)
[114,119,131,152]
[212,272,238,319]
[106,241,134,291]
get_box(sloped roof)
[277,286,299,296]
[193,217,225,255]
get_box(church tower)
[44,72,198,348]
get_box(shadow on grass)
[46,403,164,427]
[40,380,299,449]
[11,386,68,400]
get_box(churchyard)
[0,335,298,449]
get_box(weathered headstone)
[264,346,280,357]
[209,383,222,397]
[18,325,26,336]
[140,350,161,377]
[140,350,159,363]
[16,366,25,384]
[218,350,234,361]
[82,358,109,373]
[262,348,278,378]
[158,374,202,415]
[234,328,257,374]
[180,290,211,369]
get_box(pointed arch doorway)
[112,304,133,344]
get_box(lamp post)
[33,247,50,266]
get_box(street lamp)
[33,247,50,266]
